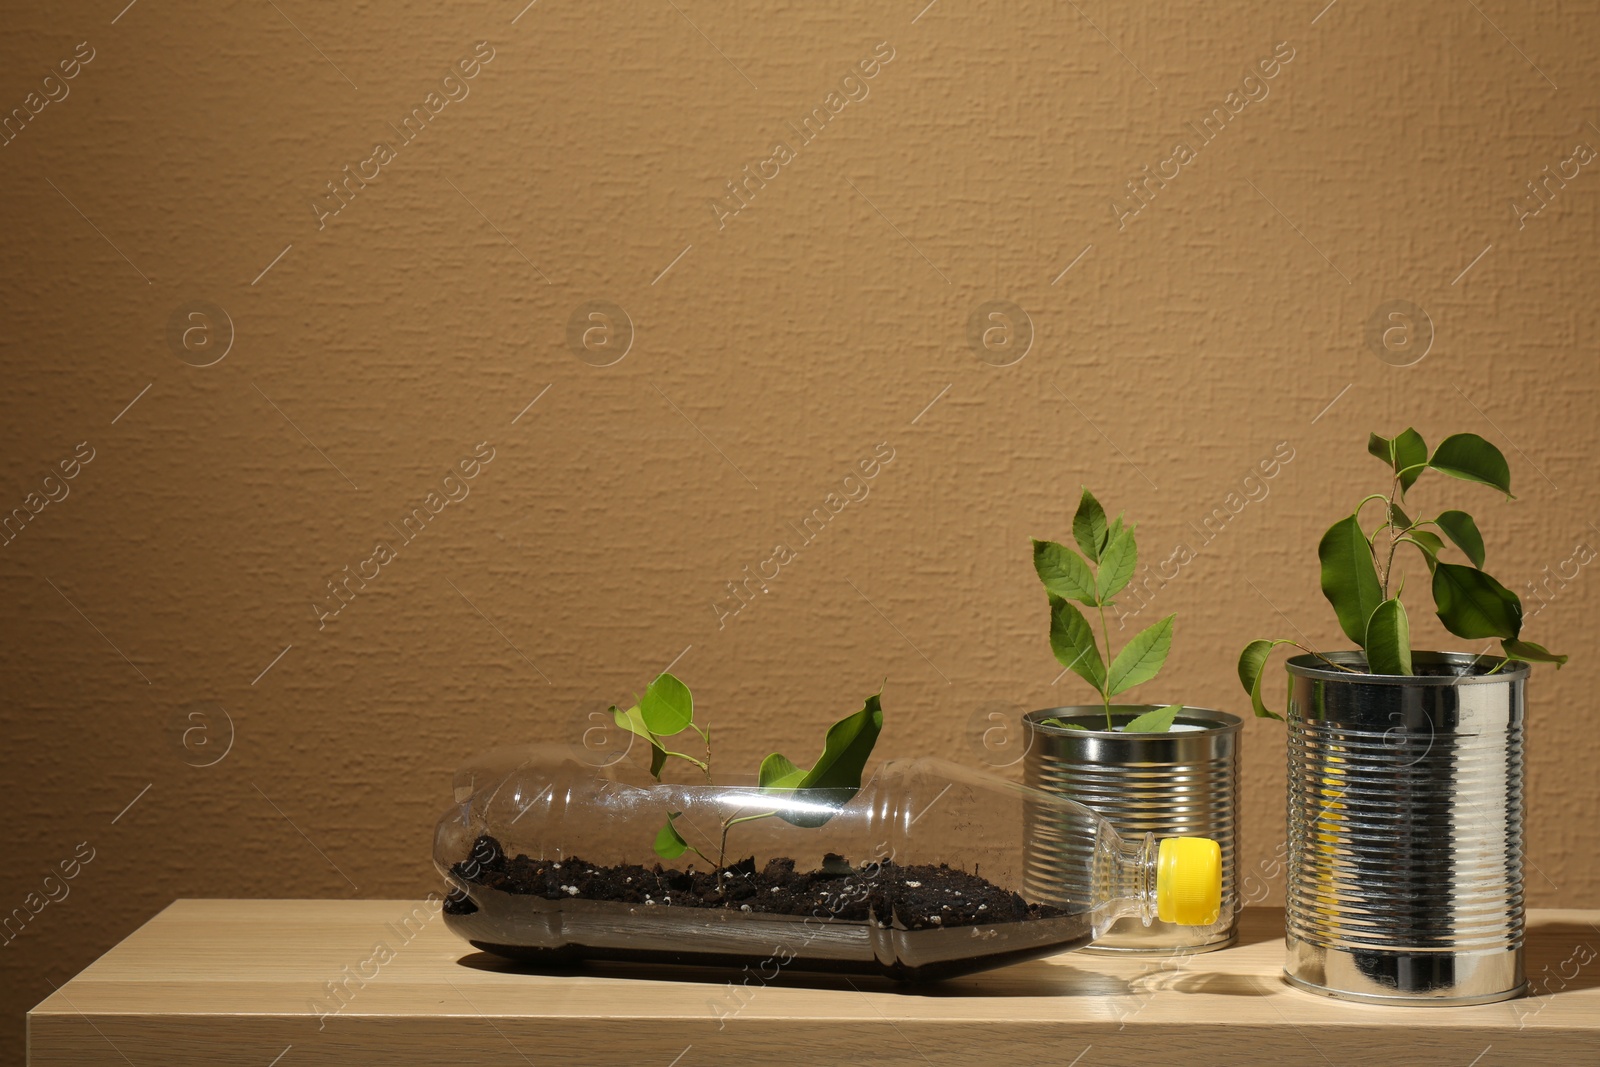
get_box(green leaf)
[1032,538,1097,605]
[757,752,805,789]
[1121,704,1181,733]
[1039,718,1089,730]
[1369,428,1429,493]
[796,692,883,792]
[1401,531,1452,572]
[1096,525,1138,603]
[654,813,689,860]
[1072,488,1109,561]
[764,693,884,828]
[1429,433,1514,498]
[1393,428,1429,491]
[1236,639,1290,721]
[611,702,646,741]
[1106,614,1174,696]
[1237,641,1271,696]
[1434,510,1486,568]
[638,672,693,736]
[1502,639,1568,668]
[1404,529,1445,558]
[1049,597,1106,692]
[1363,598,1413,675]
[1390,500,1414,530]
[1318,515,1385,645]
[611,704,669,778]
[1432,562,1522,640]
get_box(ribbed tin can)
[1284,652,1528,1005]
[1022,706,1241,954]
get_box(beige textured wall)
[3,0,1598,1056]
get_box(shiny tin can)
[1023,706,1241,954]
[1283,652,1528,1005]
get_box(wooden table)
[27,900,1600,1065]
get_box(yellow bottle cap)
[1156,837,1222,926]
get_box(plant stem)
[1096,603,1115,729]
[1380,471,1402,597]
[1355,493,1391,529]
[1291,641,1365,673]
[662,748,711,780]
[692,723,713,782]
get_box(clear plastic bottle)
[434,747,1220,981]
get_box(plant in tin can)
[1236,428,1567,717]
[1032,488,1183,733]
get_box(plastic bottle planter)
[434,750,1222,982]
[1022,706,1241,954]
[1284,652,1527,1005]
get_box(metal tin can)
[1022,706,1241,954]
[1283,651,1528,1005]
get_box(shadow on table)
[454,950,1135,998]
[455,951,1283,1000]
[1166,973,1272,997]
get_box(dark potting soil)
[446,835,1062,931]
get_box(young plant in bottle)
[1236,428,1568,717]
[1032,488,1183,733]
[608,674,883,872]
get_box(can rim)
[1022,705,1243,737]
[1286,650,1530,685]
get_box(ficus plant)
[608,673,883,878]
[1237,428,1568,718]
[1032,488,1183,733]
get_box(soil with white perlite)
[446,835,1058,929]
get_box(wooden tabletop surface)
[27,900,1600,1065]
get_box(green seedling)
[1032,488,1183,732]
[1237,428,1567,718]
[609,674,883,875]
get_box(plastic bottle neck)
[1100,830,1160,926]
